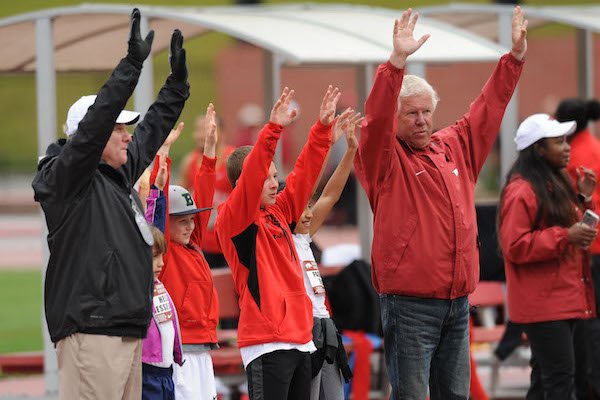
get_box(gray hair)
[398,75,440,111]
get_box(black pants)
[524,320,587,400]
[247,349,311,400]
[589,255,600,396]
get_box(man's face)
[397,94,434,150]
[261,162,278,207]
[170,214,195,245]
[101,124,132,169]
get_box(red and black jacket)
[216,121,331,348]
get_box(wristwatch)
[578,193,593,203]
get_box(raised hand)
[169,29,188,82]
[344,111,363,151]
[269,87,297,127]
[127,8,154,67]
[157,121,184,157]
[511,6,528,61]
[204,103,218,158]
[319,86,341,126]
[390,8,430,69]
[332,108,354,143]
[154,154,169,191]
[576,166,596,199]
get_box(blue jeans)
[380,294,470,400]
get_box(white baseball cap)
[168,185,211,216]
[64,95,140,136]
[515,113,577,151]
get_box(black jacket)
[32,57,189,343]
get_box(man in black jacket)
[32,9,189,398]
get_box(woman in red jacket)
[557,98,600,398]
[498,113,597,399]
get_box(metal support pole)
[498,11,519,185]
[35,16,58,397]
[355,63,374,262]
[576,28,593,100]
[406,62,426,77]
[269,53,283,172]
[134,16,154,117]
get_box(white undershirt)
[293,233,330,319]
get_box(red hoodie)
[151,154,219,345]
[215,121,331,348]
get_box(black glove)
[169,29,188,82]
[127,8,154,68]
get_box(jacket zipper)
[266,211,297,261]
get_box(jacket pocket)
[374,212,417,272]
[179,281,213,328]
[277,291,313,336]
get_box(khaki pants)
[56,333,142,400]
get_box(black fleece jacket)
[32,57,189,343]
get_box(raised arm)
[147,122,183,245]
[354,9,429,197]
[439,6,527,180]
[218,88,295,236]
[122,29,190,184]
[190,103,218,246]
[34,9,153,201]
[276,86,338,224]
[310,110,362,236]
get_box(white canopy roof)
[0,3,506,73]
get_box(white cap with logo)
[515,113,577,151]
[64,95,140,137]
[168,185,212,216]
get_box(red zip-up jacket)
[150,154,219,345]
[567,129,600,254]
[215,121,331,348]
[354,53,523,299]
[499,176,596,323]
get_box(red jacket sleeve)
[354,61,404,200]
[190,155,216,247]
[150,155,172,247]
[276,120,331,224]
[217,122,282,237]
[438,53,524,181]
[499,179,570,265]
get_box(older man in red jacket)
[354,7,527,399]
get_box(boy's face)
[152,248,164,278]
[294,206,313,235]
[170,214,195,245]
[261,162,278,207]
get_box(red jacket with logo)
[150,154,219,345]
[354,53,523,299]
[567,129,600,254]
[499,176,596,323]
[215,121,331,348]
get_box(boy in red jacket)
[215,86,339,399]
[148,104,220,400]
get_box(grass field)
[0,270,43,354]
[0,0,596,173]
